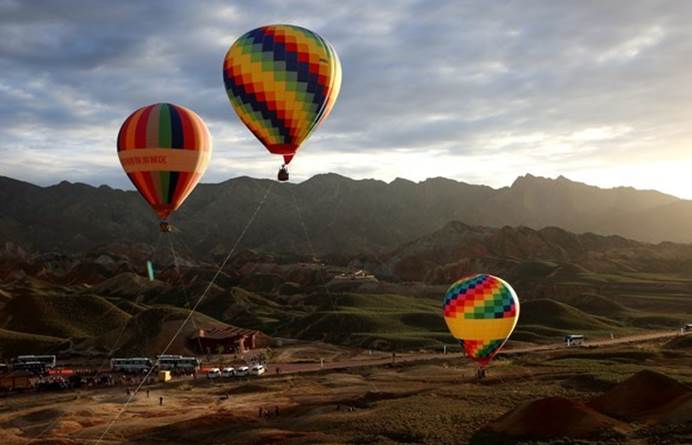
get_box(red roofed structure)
[190,327,269,354]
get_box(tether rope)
[26,231,168,444]
[288,186,380,393]
[93,180,274,444]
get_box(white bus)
[156,354,182,370]
[14,355,57,369]
[156,355,200,374]
[111,357,153,373]
[12,361,47,374]
[564,335,585,346]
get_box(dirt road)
[252,330,688,376]
[43,330,688,380]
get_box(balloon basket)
[159,221,172,233]
[277,166,289,182]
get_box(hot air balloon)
[117,103,212,231]
[443,274,520,374]
[223,24,342,181]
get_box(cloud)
[0,0,691,198]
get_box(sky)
[1,0,691,198]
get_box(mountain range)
[1,173,691,258]
[3,172,692,356]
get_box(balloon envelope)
[443,274,520,367]
[223,24,341,164]
[117,103,211,220]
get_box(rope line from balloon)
[289,188,340,324]
[93,180,274,445]
[166,233,207,354]
[26,231,168,444]
[288,186,380,394]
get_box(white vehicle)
[157,355,182,370]
[564,334,585,346]
[111,357,153,373]
[157,355,200,373]
[250,364,266,376]
[12,361,46,374]
[14,355,57,369]
[684,323,692,332]
[221,367,235,378]
[235,366,249,377]
[207,368,221,379]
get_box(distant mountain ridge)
[381,221,692,283]
[2,218,692,356]
[1,173,690,257]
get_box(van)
[250,364,266,376]
[206,368,221,379]
[564,335,585,346]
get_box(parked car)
[235,366,249,377]
[250,364,266,376]
[221,367,235,378]
[206,368,221,379]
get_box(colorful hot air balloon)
[117,103,211,230]
[443,274,520,368]
[223,24,342,181]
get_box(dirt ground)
[1,339,691,445]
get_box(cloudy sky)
[1,1,691,198]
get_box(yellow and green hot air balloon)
[222,24,342,181]
[443,274,520,368]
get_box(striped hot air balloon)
[117,103,211,224]
[443,274,520,367]
[223,24,341,180]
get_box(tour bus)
[13,355,57,369]
[564,334,585,346]
[12,361,47,375]
[110,357,153,373]
[156,355,200,374]
[156,354,182,370]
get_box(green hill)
[85,272,165,298]
[286,292,448,349]
[562,293,631,318]
[0,328,67,358]
[1,293,130,339]
[517,299,623,338]
[103,305,230,356]
[197,287,299,331]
